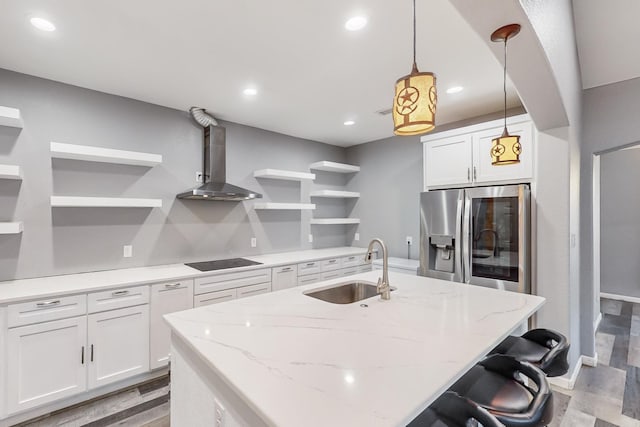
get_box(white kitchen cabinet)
[150,280,193,370]
[194,289,237,307]
[297,273,322,286]
[237,283,272,299]
[87,305,149,389]
[423,114,534,189]
[7,317,87,414]
[272,265,298,291]
[472,121,533,184]
[321,270,342,281]
[424,134,473,188]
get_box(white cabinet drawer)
[358,264,373,273]
[341,267,359,277]
[321,270,342,281]
[341,255,363,268]
[297,261,321,275]
[297,273,322,286]
[321,258,342,272]
[194,269,272,295]
[150,280,192,294]
[8,294,87,328]
[273,265,297,275]
[194,289,237,307]
[237,283,272,299]
[272,265,297,292]
[88,285,150,313]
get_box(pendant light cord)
[412,0,417,69]
[503,37,508,131]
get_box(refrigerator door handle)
[454,193,464,282]
[462,193,471,283]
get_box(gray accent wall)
[600,147,640,298]
[0,69,347,281]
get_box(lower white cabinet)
[237,282,272,299]
[87,305,149,389]
[150,281,193,370]
[7,316,87,414]
[272,265,297,291]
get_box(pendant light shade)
[490,23,521,166]
[392,0,437,136]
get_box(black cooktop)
[185,258,263,272]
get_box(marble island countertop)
[165,271,545,427]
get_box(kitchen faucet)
[364,238,391,300]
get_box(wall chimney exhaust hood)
[177,108,262,201]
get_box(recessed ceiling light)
[345,16,367,31]
[243,87,258,96]
[30,17,56,32]
[446,86,464,94]
[343,120,355,126]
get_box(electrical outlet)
[196,172,204,183]
[251,237,257,248]
[406,236,413,245]
[123,245,133,258]
[354,233,360,241]
[214,398,226,427]
[308,234,313,243]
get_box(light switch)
[251,237,257,248]
[308,234,313,243]
[354,233,360,241]
[123,245,133,258]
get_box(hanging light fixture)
[392,0,437,136]
[490,24,521,165]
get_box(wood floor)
[17,297,640,427]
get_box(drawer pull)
[348,256,356,260]
[112,290,130,297]
[281,267,292,272]
[90,344,94,362]
[81,346,85,364]
[36,300,61,308]
[306,263,315,267]
[165,283,182,289]
[328,260,337,263]
[242,288,267,295]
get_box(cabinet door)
[424,134,473,188]
[150,281,193,370]
[473,121,533,184]
[272,265,297,291]
[7,317,87,414]
[88,305,149,389]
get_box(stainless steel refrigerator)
[419,184,530,293]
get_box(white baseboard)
[600,292,640,304]
[582,353,598,367]
[594,312,603,332]
[548,355,584,390]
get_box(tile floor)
[18,298,640,427]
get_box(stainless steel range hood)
[177,123,262,201]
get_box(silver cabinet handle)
[165,283,181,289]
[306,263,315,267]
[281,267,292,272]
[90,344,94,362]
[473,166,477,181]
[81,346,85,364]
[242,288,266,296]
[36,300,61,307]
[328,260,337,263]
[112,290,130,297]
[348,256,355,260]
[468,167,470,182]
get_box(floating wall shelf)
[0,164,22,180]
[309,161,360,173]
[254,169,315,181]
[310,218,360,225]
[0,106,24,129]
[310,190,360,198]
[51,196,162,208]
[0,222,23,234]
[50,142,163,167]
[253,203,316,210]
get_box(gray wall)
[0,69,347,281]
[345,135,422,260]
[600,147,640,298]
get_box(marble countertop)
[165,271,545,427]
[0,247,367,304]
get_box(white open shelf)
[51,142,162,167]
[310,218,360,225]
[254,169,315,181]
[51,196,162,208]
[309,161,360,173]
[0,164,22,180]
[254,203,316,210]
[310,190,360,198]
[0,222,23,234]
[0,106,24,129]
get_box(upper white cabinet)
[423,114,534,189]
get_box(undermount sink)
[304,281,393,304]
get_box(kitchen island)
[165,271,545,427]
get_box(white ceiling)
[0,0,521,146]
[573,0,640,89]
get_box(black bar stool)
[407,391,504,427]
[489,328,570,377]
[448,355,553,427]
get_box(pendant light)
[392,0,437,136]
[490,24,521,165]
